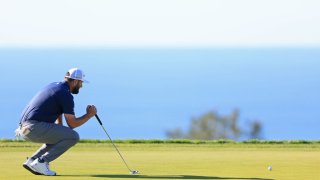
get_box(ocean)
[1,48,319,140]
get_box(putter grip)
[95,114,103,125]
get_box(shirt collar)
[62,81,71,92]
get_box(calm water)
[1,48,319,140]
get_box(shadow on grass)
[63,174,273,180]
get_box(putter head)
[130,170,139,175]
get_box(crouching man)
[15,68,97,176]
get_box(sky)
[0,0,320,48]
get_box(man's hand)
[55,115,63,125]
[86,105,97,117]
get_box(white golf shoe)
[23,157,42,175]
[30,158,56,176]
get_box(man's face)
[71,80,83,94]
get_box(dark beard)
[71,88,79,94]
[71,85,80,94]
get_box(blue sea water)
[0,48,319,140]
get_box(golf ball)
[268,166,272,171]
[131,170,139,174]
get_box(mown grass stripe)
[1,138,320,144]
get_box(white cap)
[65,68,89,83]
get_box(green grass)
[1,140,320,180]
[2,139,320,144]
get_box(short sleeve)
[59,92,75,115]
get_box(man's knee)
[65,130,80,145]
[69,130,80,145]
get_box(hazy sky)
[0,0,320,47]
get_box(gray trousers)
[20,120,79,162]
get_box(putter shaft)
[95,114,135,173]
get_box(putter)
[95,114,139,175]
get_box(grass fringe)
[1,138,320,144]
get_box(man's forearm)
[74,113,93,128]
[66,113,94,129]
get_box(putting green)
[1,142,319,179]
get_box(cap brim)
[65,76,89,83]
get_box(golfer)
[15,68,97,176]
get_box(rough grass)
[1,140,320,180]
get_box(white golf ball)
[131,170,139,174]
[268,166,272,171]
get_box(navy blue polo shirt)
[20,81,75,123]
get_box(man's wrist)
[86,113,95,118]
